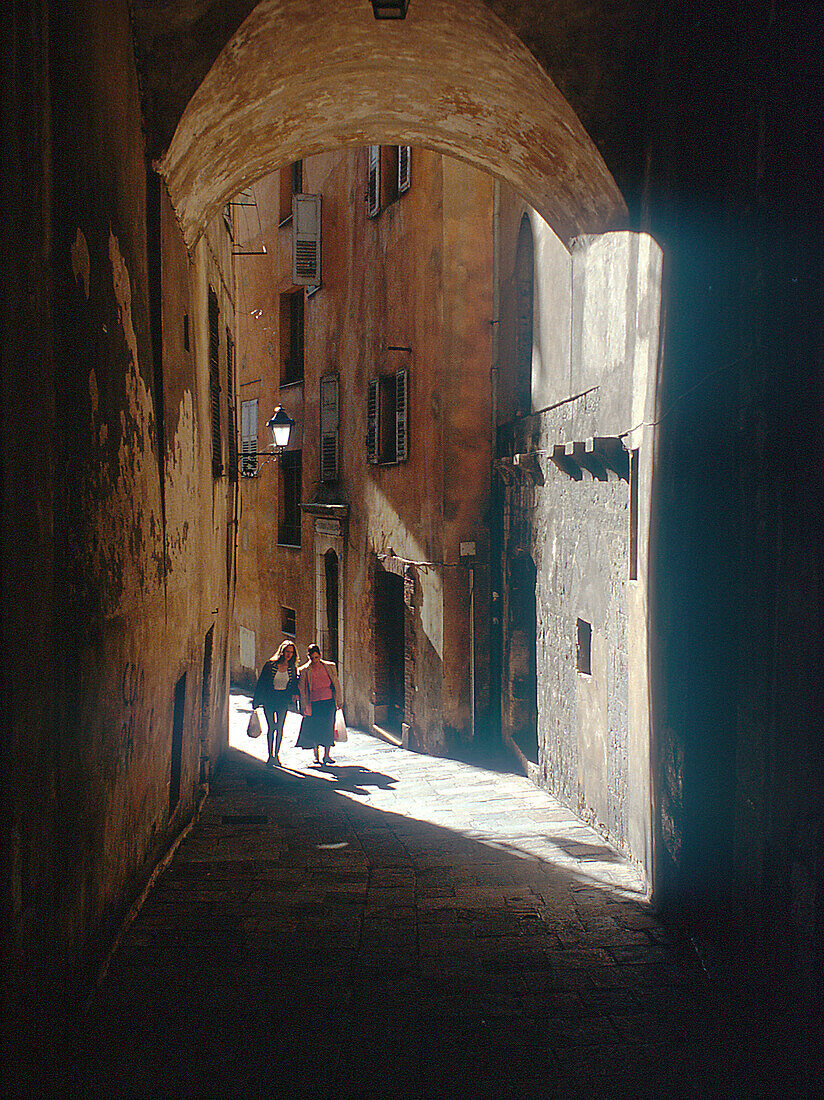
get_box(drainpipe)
[490,180,501,742]
[469,562,475,742]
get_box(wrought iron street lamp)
[255,406,295,471]
[267,406,295,451]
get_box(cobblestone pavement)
[76,693,743,1099]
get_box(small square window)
[576,618,592,676]
[281,607,296,637]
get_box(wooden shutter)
[395,367,409,462]
[208,289,222,477]
[320,374,339,482]
[292,193,321,285]
[398,146,411,195]
[367,145,381,218]
[226,328,237,480]
[367,379,379,464]
[241,398,258,477]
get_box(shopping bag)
[247,706,267,739]
[334,708,348,743]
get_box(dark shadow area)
[545,835,624,865]
[67,748,769,1099]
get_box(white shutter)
[398,146,411,195]
[320,374,340,482]
[367,145,381,218]
[367,379,379,464]
[241,398,258,477]
[292,193,321,285]
[395,368,409,462]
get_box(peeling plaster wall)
[1,1,235,1063]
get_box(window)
[292,193,322,285]
[241,398,258,477]
[397,146,411,195]
[281,606,296,637]
[367,369,408,465]
[280,290,304,385]
[278,450,302,546]
[576,618,592,676]
[367,145,412,217]
[183,313,190,352]
[279,160,303,224]
[367,145,381,218]
[629,448,639,580]
[226,328,237,481]
[208,288,222,477]
[320,373,340,482]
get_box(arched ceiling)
[155,0,628,247]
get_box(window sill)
[279,377,304,390]
[277,542,302,550]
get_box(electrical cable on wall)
[498,349,752,463]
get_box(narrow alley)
[74,695,739,1098]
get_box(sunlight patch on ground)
[228,691,646,899]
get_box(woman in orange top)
[297,643,342,766]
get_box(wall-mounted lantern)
[267,406,295,451]
[258,406,295,470]
[370,0,409,18]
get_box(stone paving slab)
[71,693,758,1097]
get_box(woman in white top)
[252,640,300,765]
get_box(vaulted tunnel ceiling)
[130,0,653,247]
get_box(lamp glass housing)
[267,407,294,450]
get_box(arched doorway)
[324,549,339,666]
[514,214,535,419]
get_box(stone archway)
[157,0,626,248]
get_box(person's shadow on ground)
[306,763,397,795]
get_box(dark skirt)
[296,697,335,749]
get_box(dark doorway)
[169,672,187,817]
[199,627,213,784]
[324,549,339,665]
[514,215,534,418]
[375,565,405,733]
[507,551,538,762]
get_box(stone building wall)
[231,149,493,754]
[1,0,237,1063]
[497,191,661,871]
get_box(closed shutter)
[226,329,237,480]
[292,193,321,285]
[395,367,409,462]
[241,398,258,477]
[367,145,381,218]
[320,374,339,482]
[398,146,411,195]
[208,289,222,477]
[367,378,379,464]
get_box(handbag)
[334,708,348,743]
[246,706,267,739]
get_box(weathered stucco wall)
[2,1,236,1070]
[232,149,493,754]
[498,193,660,871]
